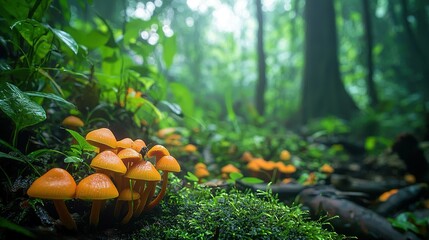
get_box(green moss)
[132,176,345,240]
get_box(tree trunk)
[255,0,267,116]
[300,0,358,123]
[362,0,378,108]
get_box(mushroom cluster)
[27,127,181,229]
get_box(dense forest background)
[82,0,429,140]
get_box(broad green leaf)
[25,91,75,108]
[162,35,176,68]
[33,33,53,59]
[169,82,194,119]
[38,68,64,96]
[11,19,49,47]
[241,177,264,184]
[124,19,156,45]
[0,82,46,132]
[65,129,96,152]
[229,172,243,180]
[66,27,109,49]
[0,217,35,238]
[51,28,78,55]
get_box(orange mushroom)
[221,164,240,179]
[27,168,77,230]
[279,150,291,161]
[183,144,197,153]
[131,139,147,153]
[124,160,161,217]
[320,164,334,174]
[75,173,119,226]
[61,116,84,129]
[194,162,207,170]
[146,144,170,161]
[194,167,210,183]
[90,150,127,190]
[116,138,133,151]
[117,148,142,169]
[241,151,254,162]
[85,128,117,152]
[146,155,181,211]
[116,188,140,224]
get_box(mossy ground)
[129,175,346,240]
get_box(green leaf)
[0,152,25,163]
[184,172,199,182]
[241,177,264,184]
[229,172,243,181]
[0,217,35,238]
[162,35,176,68]
[25,91,75,108]
[51,28,78,55]
[0,82,46,132]
[64,156,83,163]
[65,129,96,152]
[11,19,46,43]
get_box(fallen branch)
[298,186,420,240]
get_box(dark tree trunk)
[400,0,429,92]
[255,0,267,116]
[362,0,378,108]
[300,0,358,123]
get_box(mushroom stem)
[146,172,169,211]
[134,181,156,217]
[113,199,124,218]
[90,200,105,226]
[53,200,77,230]
[121,201,135,225]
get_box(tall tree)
[255,0,267,116]
[300,0,357,123]
[362,0,378,107]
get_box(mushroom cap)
[194,167,210,178]
[116,138,133,150]
[155,155,181,173]
[146,145,170,160]
[90,150,127,174]
[241,151,253,162]
[61,116,84,128]
[259,161,277,171]
[194,162,207,170]
[221,164,240,174]
[278,164,296,174]
[118,188,140,201]
[75,173,119,200]
[183,144,197,153]
[125,161,161,181]
[131,139,147,152]
[131,138,146,152]
[279,150,291,161]
[85,128,117,149]
[117,148,142,163]
[320,164,334,174]
[157,127,176,138]
[27,168,76,200]
[247,161,261,171]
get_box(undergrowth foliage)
[136,175,345,240]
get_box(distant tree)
[300,0,358,123]
[255,0,267,116]
[362,0,378,108]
